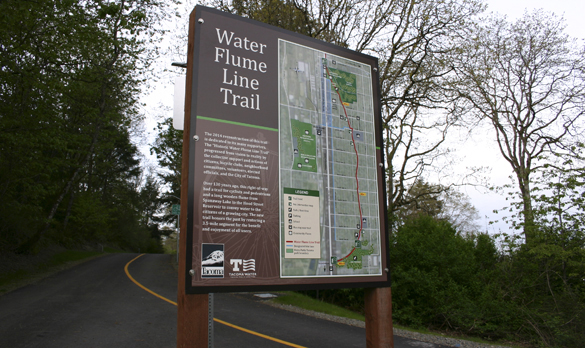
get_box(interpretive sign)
[185,6,389,293]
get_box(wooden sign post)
[366,287,394,348]
[176,10,209,348]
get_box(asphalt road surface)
[0,253,450,348]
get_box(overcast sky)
[486,0,585,39]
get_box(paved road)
[0,253,449,348]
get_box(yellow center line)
[124,254,177,306]
[124,254,307,348]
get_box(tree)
[202,0,485,231]
[375,0,485,227]
[225,0,320,38]
[439,189,481,235]
[395,180,480,234]
[455,10,585,243]
[151,117,183,223]
[528,157,585,347]
[529,167,585,347]
[495,175,585,348]
[395,180,445,221]
[0,0,172,253]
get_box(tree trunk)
[516,168,536,245]
[15,126,101,254]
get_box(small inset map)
[279,40,382,278]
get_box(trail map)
[279,40,383,277]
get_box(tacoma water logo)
[229,259,256,278]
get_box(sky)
[486,0,585,38]
[140,0,585,235]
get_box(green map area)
[327,66,357,105]
[345,240,374,270]
[291,119,317,172]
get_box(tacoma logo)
[201,244,224,278]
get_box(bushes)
[494,233,585,347]
[390,215,585,347]
[390,216,498,334]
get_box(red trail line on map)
[325,61,362,263]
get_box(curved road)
[0,253,449,348]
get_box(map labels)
[283,189,320,259]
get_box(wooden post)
[177,8,209,348]
[365,287,394,348]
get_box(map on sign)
[278,40,382,277]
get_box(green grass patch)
[48,250,102,266]
[0,269,29,289]
[0,249,103,295]
[102,246,124,253]
[272,291,365,321]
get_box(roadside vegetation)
[0,0,176,256]
[0,248,109,295]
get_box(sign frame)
[184,5,389,294]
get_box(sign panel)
[186,6,388,293]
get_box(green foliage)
[318,210,583,347]
[494,233,585,347]
[151,117,183,224]
[395,180,445,221]
[315,212,584,346]
[299,288,366,314]
[505,158,585,346]
[488,150,585,346]
[390,215,498,333]
[217,0,327,39]
[0,0,172,254]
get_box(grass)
[103,246,125,253]
[271,291,365,321]
[48,250,103,265]
[0,249,104,295]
